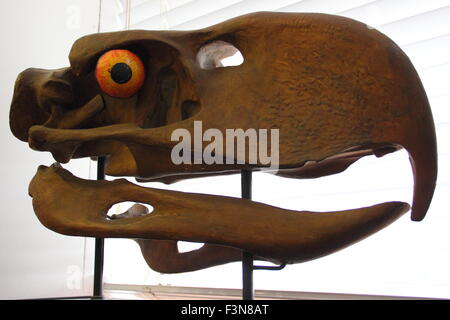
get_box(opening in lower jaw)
[107,202,154,220]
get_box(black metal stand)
[93,157,105,299]
[241,170,286,300]
[241,170,254,300]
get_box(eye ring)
[95,49,145,98]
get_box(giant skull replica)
[9,12,437,273]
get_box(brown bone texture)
[9,12,437,273]
[29,164,410,265]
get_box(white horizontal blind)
[104,0,450,298]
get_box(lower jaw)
[28,163,410,264]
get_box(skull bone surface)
[9,12,437,273]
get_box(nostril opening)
[45,79,73,92]
[41,79,74,109]
[107,202,154,220]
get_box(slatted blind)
[103,0,450,298]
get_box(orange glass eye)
[95,49,145,98]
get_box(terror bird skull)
[9,12,437,273]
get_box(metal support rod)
[241,170,254,300]
[253,263,287,271]
[242,251,254,300]
[93,157,105,299]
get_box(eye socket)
[95,49,145,98]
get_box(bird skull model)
[9,12,437,273]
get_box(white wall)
[0,0,100,299]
